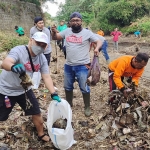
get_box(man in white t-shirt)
[51,12,102,117]
[0,32,60,142]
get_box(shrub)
[0,31,29,52]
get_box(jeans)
[113,41,118,51]
[100,40,110,61]
[64,64,90,93]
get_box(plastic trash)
[47,99,76,150]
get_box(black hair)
[34,16,43,24]
[135,53,149,63]
[14,26,18,29]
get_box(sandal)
[38,134,49,142]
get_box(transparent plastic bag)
[47,99,76,150]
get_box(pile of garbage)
[107,81,150,149]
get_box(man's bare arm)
[51,26,63,40]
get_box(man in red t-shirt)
[110,28,122,52]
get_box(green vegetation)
[122,16,150,36]
[19,0,56,6]
[19,0,40,6]
[56,0,150,35]
[0,31,29,52]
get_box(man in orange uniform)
[108,53,149,101]
[97,28,104,36]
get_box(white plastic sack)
[31,72,41,89]
[47,99,76,150]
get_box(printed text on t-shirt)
[66,35,82,43]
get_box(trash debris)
[19,73,33,89]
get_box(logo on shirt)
[24,61,40,72]
[124,72,136,76]
[66,35,82,43]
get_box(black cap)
[34,16,43,24]
[70,12,82,20]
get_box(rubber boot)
[82,93,92,117]
[65,90,73,107]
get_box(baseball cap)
[70,12,82,20]
[32,32,48,44]
[34,16,43,24]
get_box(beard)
[71,25,82,33]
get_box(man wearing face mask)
[0,32,61,142]
[51,12,102,117]
[30,17,52,65]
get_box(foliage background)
[55,0,150,35]
[0,32,29,52]
[20,0,150,35]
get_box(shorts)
[0,89,41,121]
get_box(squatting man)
[0,32,61,142]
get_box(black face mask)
[72,25,82,33]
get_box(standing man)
[90,34,110,64]
[97,28,104,36]
[110,28,122,52]
[14,26,25,36]
[30,17,52,65]
[0,32,61,142]
[57,20,67,50]
[51,12,102,117]
[108,53,149,103]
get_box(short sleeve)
[7,47,20,63]
[89,31,99,42]
[59,28,68,39]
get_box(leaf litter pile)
[0,43,150,150]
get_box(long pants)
[113,41,118,51]
[44,52,51,66]
[100,40,110,61]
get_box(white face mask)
[31,45,44,55]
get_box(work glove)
[11,64,26,76]
[51,92,61,102]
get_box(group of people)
[0,12,149,143]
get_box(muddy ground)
[0,36,150,150]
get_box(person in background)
[0,32,61,142]
[30,17,52,66]
[97,28,104,36]
[134,30,141,38]
[110,28,122,52]
[51,12,102,117]
[57,20,67,50]
[108,53,149,103]
[14,26,24,36]
[90,34,110,64]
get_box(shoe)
[84,107,92,117]
[82,93,92,117]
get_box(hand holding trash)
[123,88,132,98]
[51,92,61,102]
[11,64,26,76]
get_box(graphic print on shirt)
[24,61,40,72]
[66,34,82,43]
[123,71,136,77]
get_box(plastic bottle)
[5,96,11,108]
